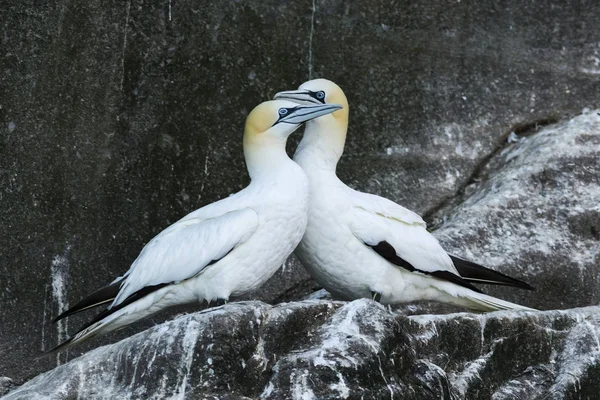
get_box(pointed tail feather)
[47,284,173,353]
[458,290,537,312]
[46,320,105,354]
[48,307,136,354]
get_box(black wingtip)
[450,255,535,291]
[522,281,535,291]
[368,241,484,293]
[52,310,72,324]
[45,336,75,355]
[429,270,484,294]
[51,280,121,324]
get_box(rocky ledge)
[3,300,600,399]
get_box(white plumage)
[113,208,259,306]
[51,99,343,351]
[275,79,535,312]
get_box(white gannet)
[50,99,343,351]
[274,79,535,311]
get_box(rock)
[431,109,600,310]
[2,301,341,399]
[0,378,16,397]
[5,300,600,399]
[406,305,600,399]
[2,0,600,385]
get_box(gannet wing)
[449,255,534,290]
[111,207,259,307]
[53,207,259,324]
[348,192,481,292]
[349,189,427,227]
[348,190,533,291]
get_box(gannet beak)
[278,103,343,125]
[274,89,321,105]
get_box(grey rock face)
[407,306,600,400]
[0,378,15,397]
[432,109,600,310]
[4,300,600,399]
[2,0,600,387]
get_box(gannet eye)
[278,108,289,116]
[316,91,325,100]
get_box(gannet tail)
[456,290,537,312]
[48,286,170,354]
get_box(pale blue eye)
[316,91,325,99]
[278,108,288,116]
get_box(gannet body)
[275,79,534,311]
[51,100,343,351]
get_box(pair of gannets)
[51,80,534,352]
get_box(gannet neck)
[294,113,348,174]
[244,136,291,180]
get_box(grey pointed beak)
[274,89,321,105]
[279,103,343,125]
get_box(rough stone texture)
[431,109,600,311]
[2,0,600,386]
[5,300,600,399]
[406,305,600,400]
[0,378,16,398]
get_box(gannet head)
[274,80,349,169]
[273,79,349,125]
[243,99,343,147]
[243,99,342,177]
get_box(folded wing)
[450,255,534,290]
[54,208,259,324]
[348,191,481,292]
[112,207,259,306]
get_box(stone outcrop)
[6,96,600,400]
[431,109,600,311]
[4,300,600,399]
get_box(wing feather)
[348,191,459,276]
[450,255,534,290]
[350,189,426,227]
[112,208,258,307]
[52,279,122,323]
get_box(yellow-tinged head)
[243,99,343,147]
[242,99,343,178]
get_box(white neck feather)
[244,137,293,181]
[293,114,347,175]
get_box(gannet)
[274,79,535,311]
[50,99,343,351]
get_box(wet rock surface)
[2,0,600,391]
[4,300,600,399]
